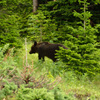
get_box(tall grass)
[16,40,100,99]
[17,41,100,99]
[0,42,100,100]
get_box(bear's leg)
[38,54,44,61]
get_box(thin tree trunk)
[25,38,28,67]
[33,0,38,12]
[84,2,86,36]
[84,2,86,31]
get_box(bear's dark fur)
[29,41,68,62]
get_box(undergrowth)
[0,43,100,100]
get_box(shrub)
[0,14,22,48]
[56,26,100,76]
[53,88,77,100]
[16,86,54,100]
[16,86,77,100]
[0,80,17,100]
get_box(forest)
[0,0,100,99]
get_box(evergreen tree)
[56,0,100,76]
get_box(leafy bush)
[27,11,57,42]
[53,88,77,100]
[16,86,77,100]
[0,44,18,77]
[0,44,19,99]
[0,14,22,48]
[0,43,100,100]
[0,80,17,100]
[16,86,54,100]
[0,44,9,63]
[56,27,100,76]
[56,0,100,77]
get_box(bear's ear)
[34,41,37,46]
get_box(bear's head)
[29,41,38,54]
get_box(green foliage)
[0,43,100,100]
[0,44,17,68]
[0,0,33,48]
[17,86,54,100]
[0,0,100,99]
[0,0,100,45]
[56,0,100,76]
[34,60,66,77]
[0,0,32,15]
[53,88,77,100]
[0,80,17,100]
[0,14,22,48]
[16,86,76,100]
[56,27,100,76]
[0,44,19,85]
[27,11,57,42]
[0,44,9,63]
[27,11,47,41]
[39,0,78,27]
[94,0,100,4]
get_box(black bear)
[29,41,68,62]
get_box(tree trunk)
[33,0,38,12]
[84,2,86,31]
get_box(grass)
[17,43,100,99]
[1,42,100,100]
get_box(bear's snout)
[29,51,32,54]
